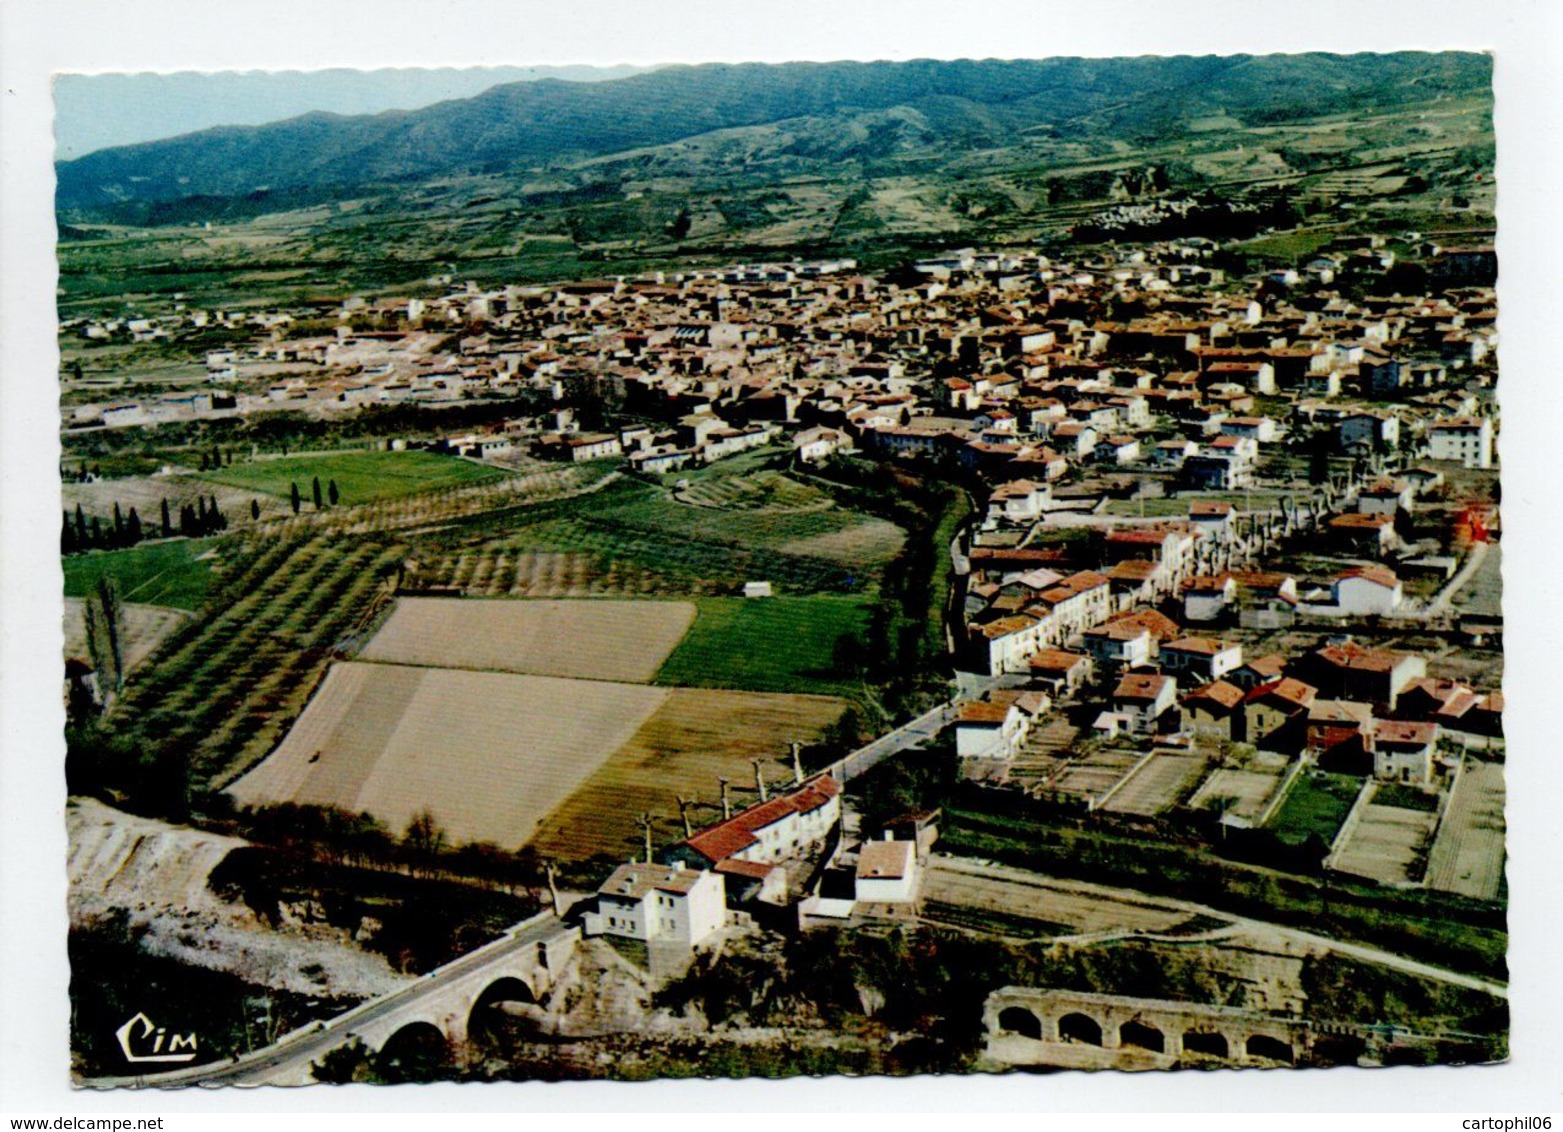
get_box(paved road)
[85,910,572,1089]
[1419,540,1491,617]
[933,855,1507,999]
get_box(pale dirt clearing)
[63,598,190,672]
[1426,760,1507,901]
[68,797,412,1000]
[357,596,696,683]
[228,662,671,848]
[778,518,908,567]
[921,855,1191,937]
[1331,802,1437,886]
[528,687,847,862]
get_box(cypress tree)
[312,476,324,510]
[250,499,260,521]
[160,498,172,537]
[89,516,102,546]
[328,479,340,506]
[290,482,302,515]
[126,507,142,544]
[74,504,88,545]
[112,501,124,544]
[62,512,75,554]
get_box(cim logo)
[114,1012,199,1064]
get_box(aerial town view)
[53,52,1505,1085]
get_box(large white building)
[1427,417,1494,469]
[586,861,726,948]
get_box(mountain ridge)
[55,53,1492,217]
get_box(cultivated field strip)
[526,686,846,862]
[229,663,672,848]
[358,596,696,683]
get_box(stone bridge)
[984,988,1353,1070]
[87,910,580,1088]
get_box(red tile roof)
[683,775,841,864]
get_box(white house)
[1082,624,1154,671]
[1183,573,1237,623]
[1112,673,1178,734]
[587,861,726,948]
[987,479,1050,525]
[1427,417,1493,469]
[954,692,1047,758]
[1370,720,1440,784]
[1159,637,1244,685]
[854,837,919,904]
[1332,566,1403,615]
[793,426,854,464]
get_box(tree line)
[61,493,230,554]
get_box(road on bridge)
[86,910,573,1089]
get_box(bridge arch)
[465,975,540,1047]
[1119,1019,1165,1053]
[1057,1011,1103,1046]
[1182,1029,1229,1059]
[375,1021,455,1083]
[1245,1034,1293,1064]
[997,1006,1043,1040]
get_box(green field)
[1267,772,1362,847]
[653,595,871,697]
[198,450,508,505]
[63,539,216,611]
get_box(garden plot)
[357,596,695,683]
[1049,748,1143,807]
[1188,750,1293,824]
[1331,799,1438,886]
[1426,760,1507,901]
[228,662,671,848]
[1100,752,1210,817]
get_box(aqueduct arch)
[985,988,1327,1069]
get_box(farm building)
[679,774,842,869]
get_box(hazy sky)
[53,65,656,160]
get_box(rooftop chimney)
[753,759,768,802]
